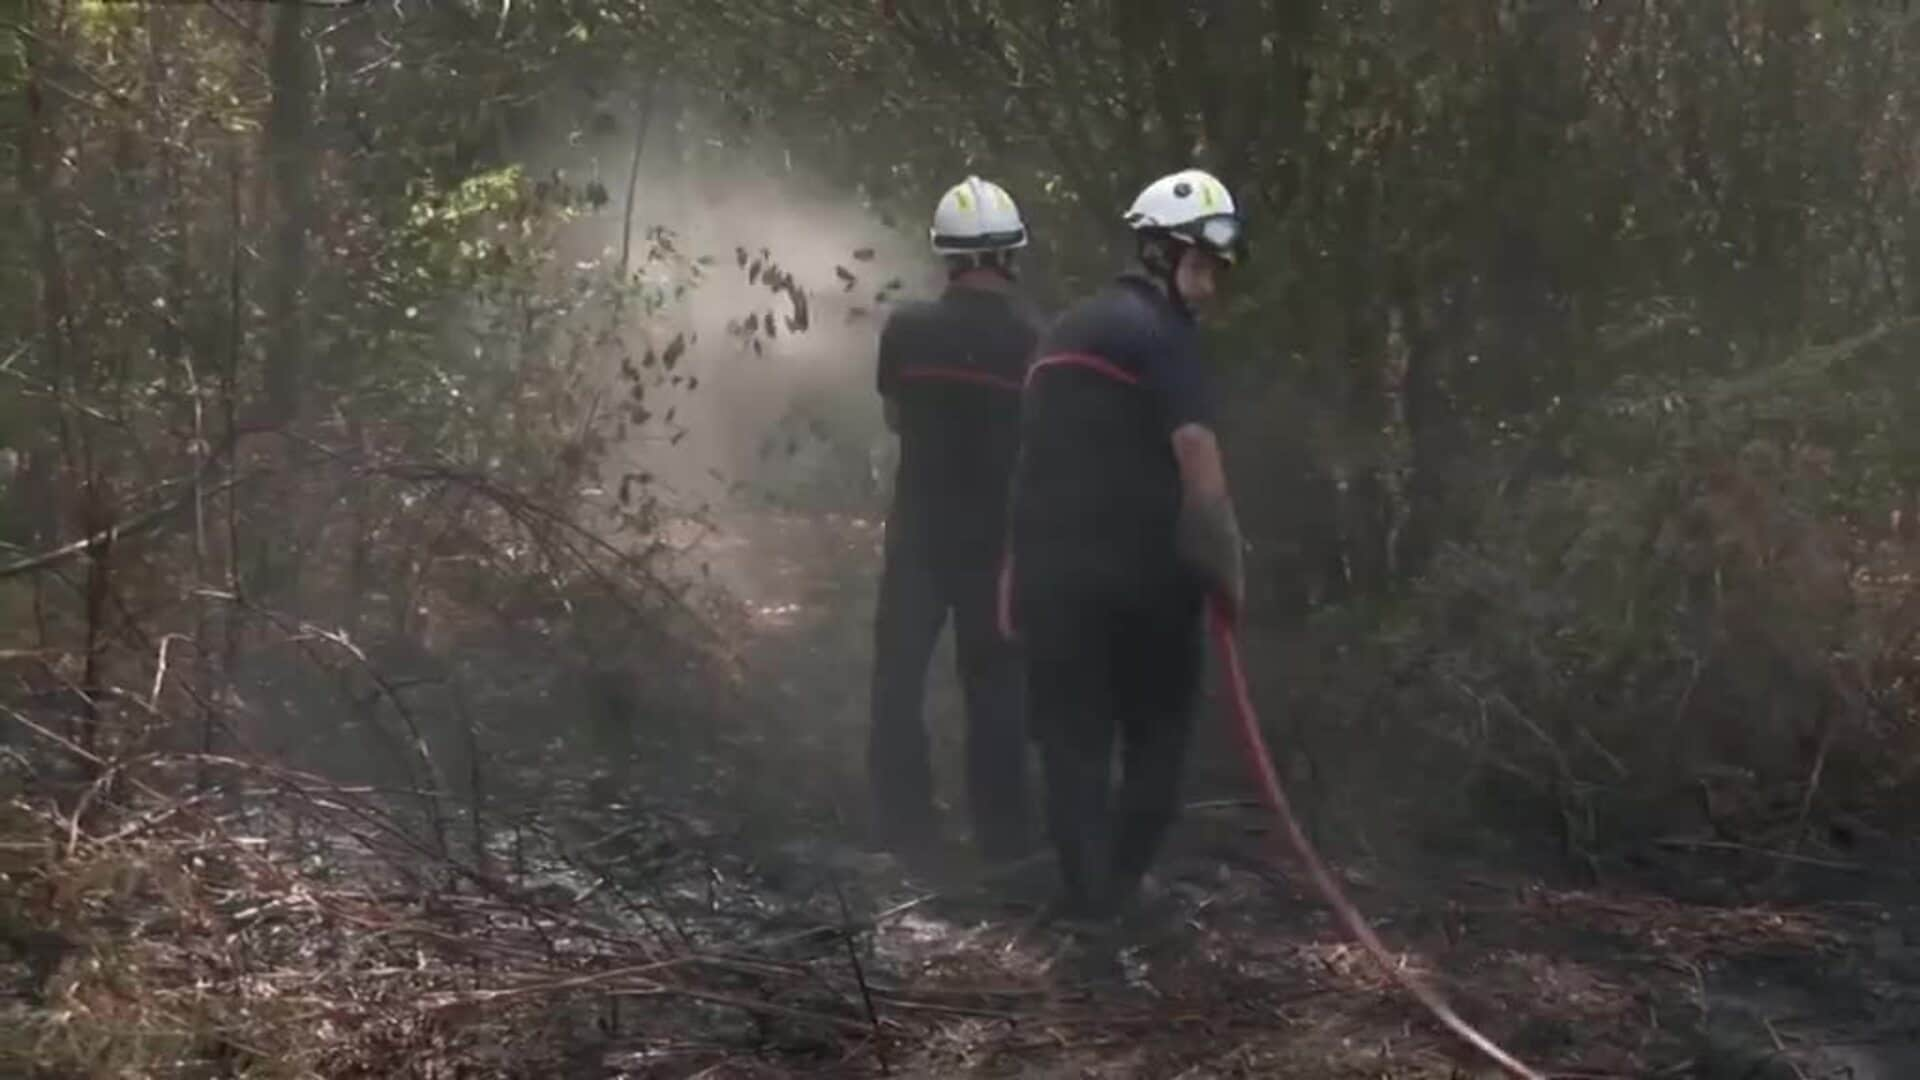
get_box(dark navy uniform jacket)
[1007,272,1215,598]
[877,284,1042,569]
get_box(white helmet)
[930,175,1028,255]
[1124,168,1243,264]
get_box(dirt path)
[667,511,1920,1079]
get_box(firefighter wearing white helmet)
[930,175,1029,274]
[867,175,1042,870]
[1124,168,1245,315]
[1006,166,1247,936]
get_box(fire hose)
[1206,599,1546,1080]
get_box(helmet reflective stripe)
[931,175,1028,255]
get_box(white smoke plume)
[523,99,944,602]
[566,115,936,510]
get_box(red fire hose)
[1207,599,1546,1080]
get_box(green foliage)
[1328,323,1920,845]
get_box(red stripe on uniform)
[896,366,1024,392]
[1026,351,1141,387]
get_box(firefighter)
[868,176,1041,867]
[1005,168,1247,925]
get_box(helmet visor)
[1190,214,1244,262]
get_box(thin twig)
[1651,836,1861,871]
[830,871,888,1073]
[148,632,189,711]
[182,349,217,784]
[193,589,451,857]
[618,70,660,280]
[4,704,108,767]
[0,463,266,581]
[1784,720,1834,860]
[1762,1016,1811,1080]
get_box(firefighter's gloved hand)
[1174,479,1245,630]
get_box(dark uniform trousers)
[868,509,1030,860]
[1018,573,1202,917]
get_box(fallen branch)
[1650,835,1862,871]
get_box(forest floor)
[6,510,1920,1078]
[680,511,1920,1080]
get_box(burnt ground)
[671,511,1920,1080]
[8,510,1918,1079]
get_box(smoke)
[534,104,938,540]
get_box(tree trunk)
[252,1,317,602]
[265,2,314,425]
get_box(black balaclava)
[945,249,1018,282]
[1134,230,1193,319]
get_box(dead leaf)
[786,287,810,332]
